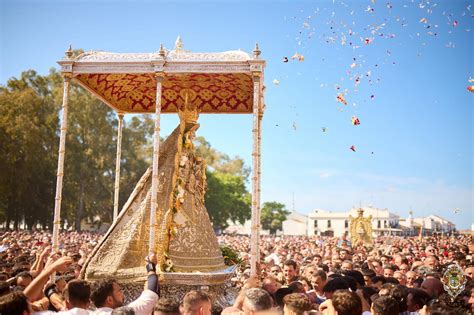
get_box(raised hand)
[47,256,73,273]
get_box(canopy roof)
[57,40,265,114]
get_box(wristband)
[146,262,156,273]
[44,284,58,299]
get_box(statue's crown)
[178,90,199,124]
[357,208,364,217]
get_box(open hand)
[47,256,73,273]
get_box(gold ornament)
[442,263,467,299]
[349,209,373,246]
[178,90,199,124]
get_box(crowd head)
[220,233,473,314]
[0,230,473,314]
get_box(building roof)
[309,206,399,219]
[428,214,455,225]
[286,212,308,224]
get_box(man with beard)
[91,279,125,312]
[90,255,160,314]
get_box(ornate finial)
[65,45,73,59]
[253,43,261,59]
[174,36,183,51]
[159,43,166,58]
[178,90,199,124]
[409,210,413,216]
[357,208,364,217]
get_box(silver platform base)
[120,266,239,310]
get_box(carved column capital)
[155,72,165,82]
[62,72,73,81]
[252,72,262,81]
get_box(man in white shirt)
[31,254,159,315]
[90,255,160,315]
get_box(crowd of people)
[0,230,472,314]
[219,233,473,314]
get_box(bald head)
[420,278,445,298]
[424,256,438,269]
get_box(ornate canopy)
[57,40,265,114]
[52,39,265,281]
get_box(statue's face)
[357,222,366,235]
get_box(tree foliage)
[261,201,290,235]
[194,136,250,179]
[0,70,58,229]
[0,67,154,230]
[205,170,250,230]
[194,136,251,230]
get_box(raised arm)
[30,246,51,277]
[23,256,73,302]
[128,253,160,315]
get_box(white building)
[223,219,252,234]
[307,206,401,237]
[281,212,308,235]
[281,206,401,237]
[410,215,456,235]
[226,208,457,237]
[223,220,271,235]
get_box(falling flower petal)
[364,37,374,44]
[273,79,280,85]
[336,93,348,105]
[453,20,459,27]
[283,57,289,63]
[350,62,357,68]
[341,35,347,45]
[322,127,327,132]
[420,17,428,23]
[350,145,356,152]
[467,86,474,92]
[351,116,361,125]
[291,52,305,61]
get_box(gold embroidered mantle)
[81,122,225,282]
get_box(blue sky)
[1,0,473,229]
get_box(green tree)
[194,136,250,179]
[261,202,290,235]
[204,170,250,230]
[0,70,59,229]
[118,116,154,209]
[194,136,251,230]
[59,71,116,230]
[0,66,155,230]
